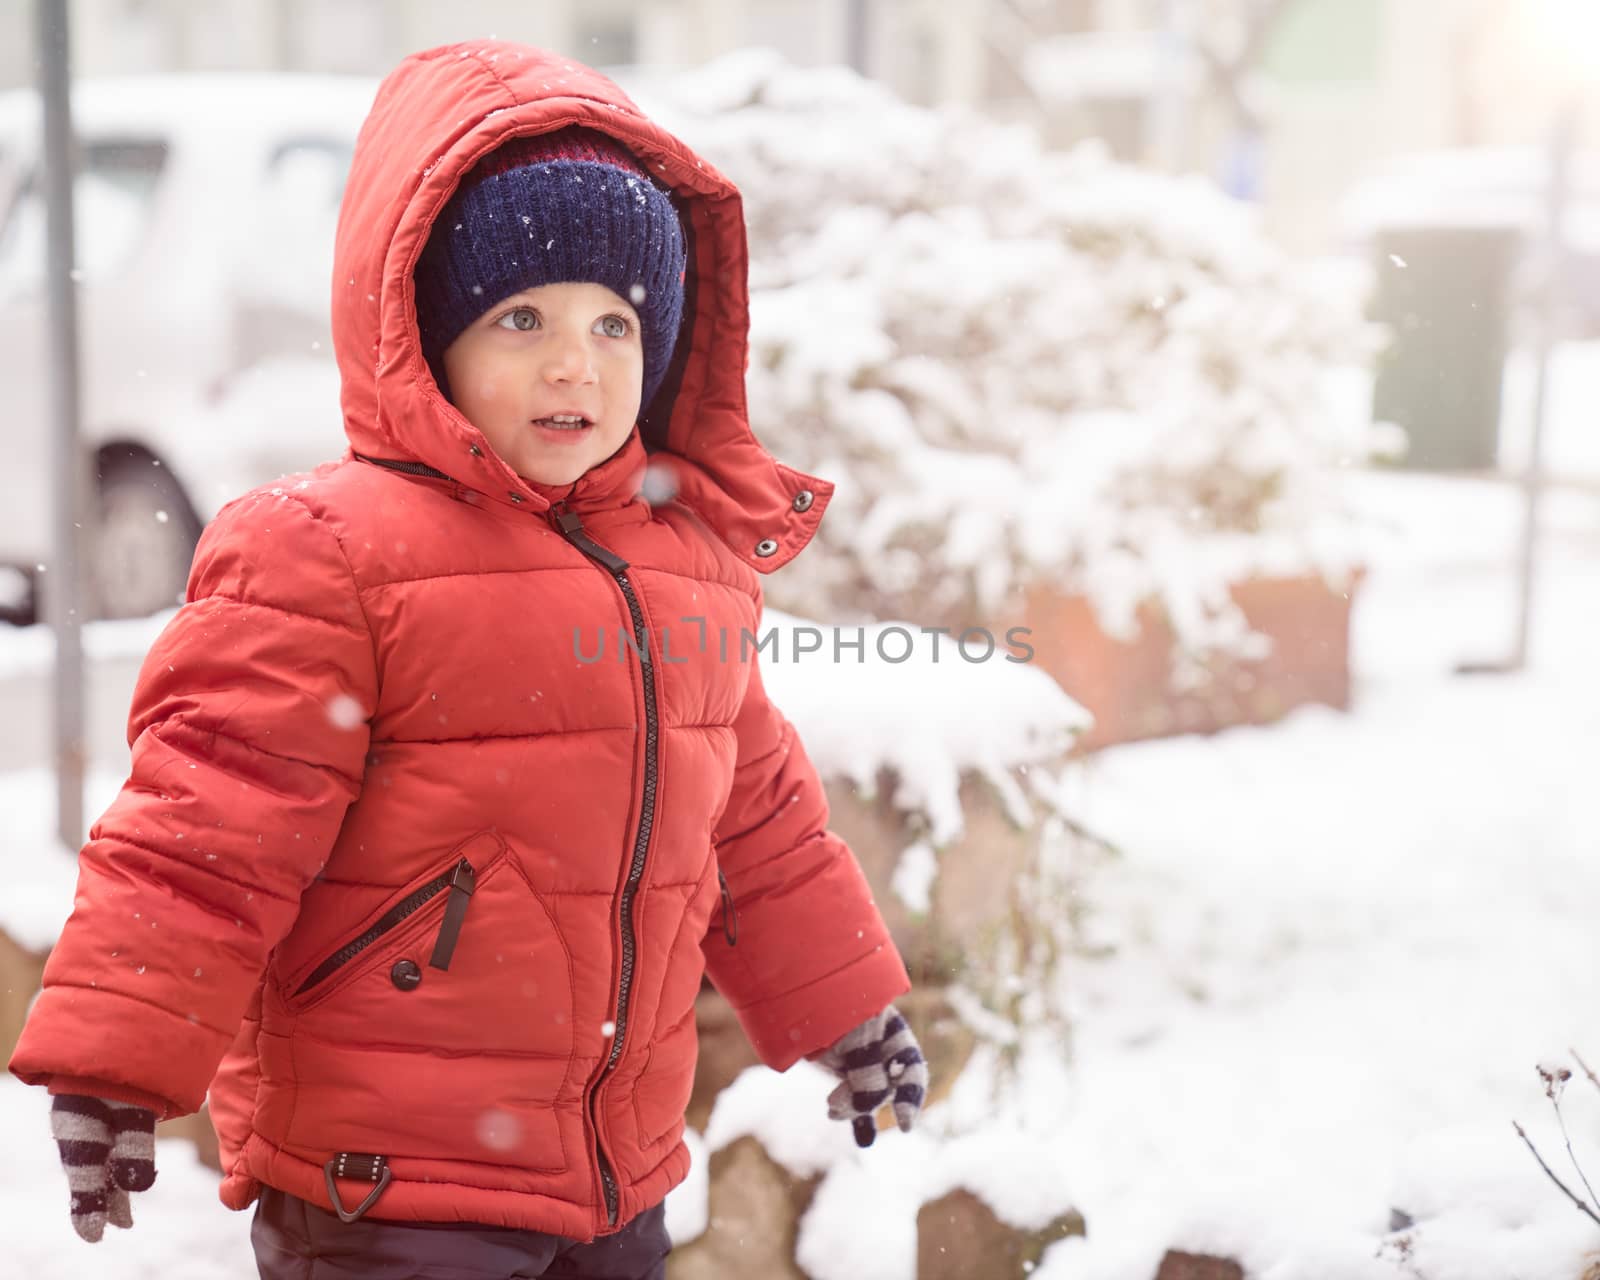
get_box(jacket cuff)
[10,984,226,1120]
[42,1074,177,1118]
[732,943,911,1072]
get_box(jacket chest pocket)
[279,831,576,1061]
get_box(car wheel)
[0,564,35,626]
[92,454,202,620]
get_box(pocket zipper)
[717,869,738,947]
[293,858,478,998]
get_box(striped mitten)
[49,1094,158,1242]
[814,1004,929,1148]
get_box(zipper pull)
[550,501,631,574]
[550,501,585,538]
[717,869,739,947]
[427,858,477,971]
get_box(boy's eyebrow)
[489,289,640,315]
[489,298,643,328]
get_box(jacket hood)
[331,41,830,570]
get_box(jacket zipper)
[351,452,451,480]
[293,858,477,998]
[550,500,658,1228]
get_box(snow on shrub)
[641,50,1386,651]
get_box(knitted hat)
[414,127,686,408]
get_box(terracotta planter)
[0,927,48,1067]
[1014,570,1363,752]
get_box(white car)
[0,74,377,621]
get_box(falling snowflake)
[641,461,679,504]
[326,694,365,730]
[476,1108,522,1152]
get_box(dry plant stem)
[1054,814,1123,861]
[1570,1047,1600,1095]
[1552,1096,1600,1212]
[1513,1121,1600,1226]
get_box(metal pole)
[269,0,296,71]
[1506,98,1577,672]
[844,0,869,75]
[1146,0,1184,172]
[36,0,87,848]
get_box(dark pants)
[251,1186,671,1280]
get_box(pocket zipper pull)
[717,869,738,948]
[428,859,477,971]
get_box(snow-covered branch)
[642,52,1384,650]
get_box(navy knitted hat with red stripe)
[414,127,687,408]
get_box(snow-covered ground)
[696,468,1600,1280]
[1044,493,1600,1278]
[3,466,1599,1278]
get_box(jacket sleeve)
[702,607,910,1072]
[8,488,377,1118]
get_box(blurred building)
[1,0,1596,255]
[0,0,986,105]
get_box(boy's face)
[441,281,643,488]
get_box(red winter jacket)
[10,42,909,1239]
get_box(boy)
[10,40,927,1280]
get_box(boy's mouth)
[532,414,593,433]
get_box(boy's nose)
[542,334,597,383]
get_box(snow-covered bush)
[642,51,1386,648]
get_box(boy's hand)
[813,1004,928,1147]
[49,1094,158,1242]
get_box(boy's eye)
[596,314,630,339]
[496,307,539,332]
